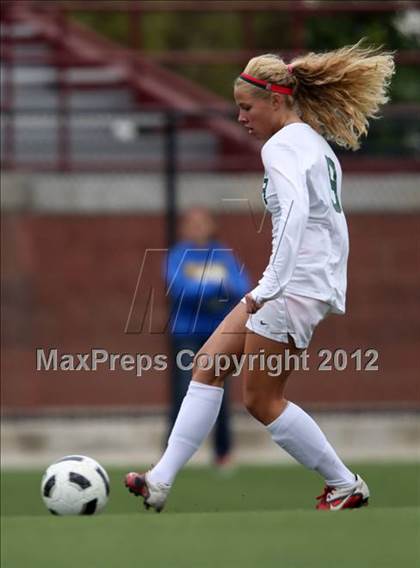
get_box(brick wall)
[2,212,419,412]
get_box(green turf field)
[2,463,419,567]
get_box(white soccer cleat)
[316,474,370,510]
[125,471,171,512]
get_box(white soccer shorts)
[244,293,331,349]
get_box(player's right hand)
[245,293,263,314]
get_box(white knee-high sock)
[266,401,355,487]
[148,381,224,485]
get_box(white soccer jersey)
[250,123,349,314]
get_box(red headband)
[239,73,293,95]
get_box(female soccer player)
[125,41,395,511]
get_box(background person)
[164,206,250,467]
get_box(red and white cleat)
[316,474,370,511]
[125,472,171,512]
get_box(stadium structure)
[2,0,419,467]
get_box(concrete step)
[1,118,218,162]
[5,42,52,57]
[6,88,137,110]
[0,22,40,40]
[0,64,126,87]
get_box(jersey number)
[262,175,268,206]
[325,156,342,213]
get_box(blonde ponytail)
[237,40,395,150]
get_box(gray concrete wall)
[2,172,420,213]
[2,412,419,469]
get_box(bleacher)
[1,2,260,171]
[3,1,419,173]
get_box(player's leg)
[125,301,249,510]
[167,336,191,439]
[242,330,369,510]
[241,331,297,424]
[166,335,206,443]
[213,381,232,467]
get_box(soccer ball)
[41,455,110,515]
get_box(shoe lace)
[316,486,333,502]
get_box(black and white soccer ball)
[41,455,110,515]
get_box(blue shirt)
[165,240,250,335]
